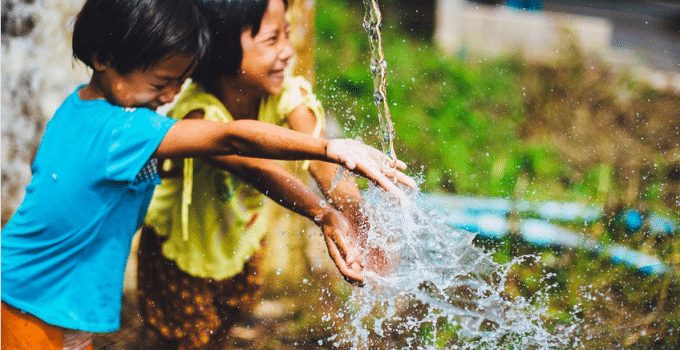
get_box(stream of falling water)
[362,0,397,162]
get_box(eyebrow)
[260,28,279,37]
[260,22,290,37]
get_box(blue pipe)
[422,193,677,235]
[418,194,671,276]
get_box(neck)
[210,78,261,120]
[79,74,106,100]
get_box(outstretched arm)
[154,117,415,198]
[156,118,327,160]
[206,154,364,284]
[288,105,392,274]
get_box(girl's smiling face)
[237,0,293,96]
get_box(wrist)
[321,138,330,161]
[312,205,335,224]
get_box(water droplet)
[51,173,57,180]
[373,91,384,105]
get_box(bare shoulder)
[287,104,317,132]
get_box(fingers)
[325,234,364,284]
[383,157,406,171]
[349,261,363,284]
[357,145,416,193]
[357,162,407,200]
[330,139,416,197]
[393,170,418,189]
[329,224,350,258]
[330,225,363,269]
[381,164,397,177]
[394,159,407,170]
[379,165,417,190]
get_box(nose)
[279,38,293,63]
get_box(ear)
[91,56,108,72]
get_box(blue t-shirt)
[1,85,176,332]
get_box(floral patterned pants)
[137,226,264,349]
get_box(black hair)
[192,0,288,87]
[72,0,210,75]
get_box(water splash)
[362,0,397,162]
[329,185,581,349]
[351,2,580,347]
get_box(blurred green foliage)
[314,1,680,348]
[316,1,561,198]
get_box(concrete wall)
[434,0,680,91]
[435,0,613,59]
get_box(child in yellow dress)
[136,0,407,348]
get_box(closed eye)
[264,36,277,44]
[151,82,168,91]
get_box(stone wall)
[2,0,89,224]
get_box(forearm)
[157,117,413,198]
[207,155,327,222]
[209,155,365,283]
[157,119,328,161]
[221,120,329,160]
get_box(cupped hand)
[317,208,365,285]
[326,139,417,199]
[340,205,393,277]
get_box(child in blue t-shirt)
[0,0,414,348]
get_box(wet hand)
[339,203,393,277]
[316,208,365,286]
[326,139,417,199]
